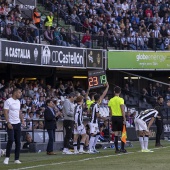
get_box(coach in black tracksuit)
[154,96,164,147]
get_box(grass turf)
[1,140,170,170]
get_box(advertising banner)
[1,41,41,65]
[86,49,103,69]
[14,0,36,18]
[41,45,85,67]
[108,51,170,70]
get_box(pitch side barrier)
[0,40,106,70]
[107,50,170,70]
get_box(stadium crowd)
[0,0,169,49]
[0,77,169,133]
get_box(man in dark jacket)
[154,96,165,147]
[44,99,61,155]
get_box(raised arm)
[85,86,90,100]
[100,82,109,101]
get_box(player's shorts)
[112,116,123,131]
[89,122,99,135]
[74,124,86,135]
[134,118,148,131]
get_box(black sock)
[114,136,118,150]
[121,140,125,150]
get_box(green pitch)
[1,140,170,170]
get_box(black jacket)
[44,107,58,130]
[154,103,165,120]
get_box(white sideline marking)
[9,146,170,170]
[9,152,134,170]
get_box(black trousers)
[47,129,55,152]
[155,119,163,144]
[6,123,21,160]
[63,120,74,148]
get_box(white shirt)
[4,97,21,124]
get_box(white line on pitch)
[9,152,134,170]
[9,146,170,170]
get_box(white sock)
[139,137,144,150]
[80,142,84,151]
[89,136,95,150]
[63,148,68,151]
[73,142,77,151]
[93,135,100,150]
[144,136,149,150]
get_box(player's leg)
[78,125,87,153]
[135,118,145,151]
[89,133,96,153]
[79,133,87,153]
[92,124,100,153]
[138,131,145,151]
[137,119,153,152]
[73,133,79,154]
[88,123,96,153]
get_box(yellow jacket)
[45,16,53,27]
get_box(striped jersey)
[136,109,158,123]
[74,104,83,126]
[90,102,100,123]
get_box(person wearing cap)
[62,92,76,154]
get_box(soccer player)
[88,94,107,153]
[134,109,159,152]
[73,95,87,154]
[108,86,127,153]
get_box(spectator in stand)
[32,8,41,28]
[145,7,153,17]
[60,27,70,46]
[44,26,54,45]
[44,12,54,28]
[141,88,149,103]
[82,29,91,48]
[3,23,12,40]
[165,87,170,100]
[70,10,81,27]
[53,27,67,46]
[44,0,52,11]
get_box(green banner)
[108,51,170,70]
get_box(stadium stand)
[0,0,169,49]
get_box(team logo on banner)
[41,46,51,64]
[86,49,103,68]
[34,48,39,62]
[41,45,85,67]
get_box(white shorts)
[134,118,148,131]
[89,123,99,135]
[74,124,86,135]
